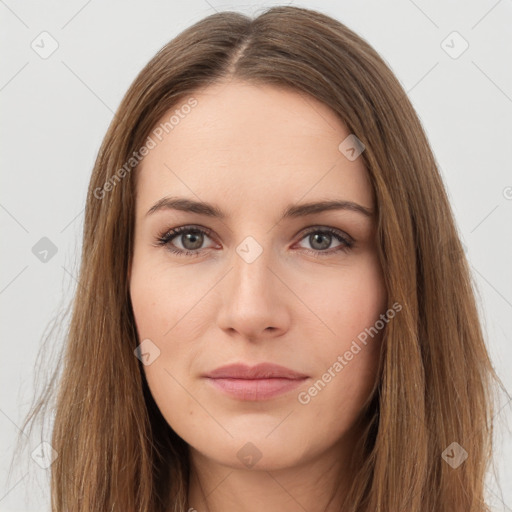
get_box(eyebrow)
[146,196,374,220]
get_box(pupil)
[311,233,330,250]
[183,231,203,250]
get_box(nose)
[216,243,291,341]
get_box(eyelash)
[154,225,354,258]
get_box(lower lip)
[205,377,307,400]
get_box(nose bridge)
[233,237,271,297]
[231,234,275,305]
[216,232,288,337]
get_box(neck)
[186,434,356,512]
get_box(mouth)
[204,376,308,401]
[202,362,309,401]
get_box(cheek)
[129,251,193,341]
[129,256,211,427]
[130,267,203,437]
[298,252,387,346]
[297,254,386,405]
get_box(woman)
[15,5,503,511]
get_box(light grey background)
[1,1,511,510]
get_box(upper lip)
[204,363,308,380]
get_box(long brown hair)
[14,5,504,511]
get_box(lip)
[203,362,308,380]
[203,363,309,401]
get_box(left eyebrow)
[145,196,374,220]
[281,199,374,219]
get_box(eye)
[154,225,354,257]
[294,226,354,257]
[154,225,217,257]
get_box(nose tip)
[216,255,290,340]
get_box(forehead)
[135,80,373,216]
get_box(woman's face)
[129,79,387,471]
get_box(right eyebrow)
[146,196,374,220]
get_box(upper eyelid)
[160,224,353,246]
[302,225,353,241]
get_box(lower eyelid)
[158,226,353,255]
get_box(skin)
[129,78,387,512]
